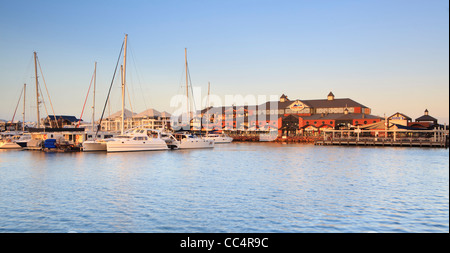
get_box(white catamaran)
[82,61,112,152]
[106,128,168,152]
[171,132,214,149]
[203,133,233,143]
[103,34,169,152]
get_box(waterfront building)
[99,109,135,131]
[300,111,381,130]
[200,92,382,136]
[99,108,171,132]
[258,92,372,117]
[409,109,440,129]
[133,109,171,130]
[388,112,412,126]
[43,115,81,128]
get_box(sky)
[0,0,448,124]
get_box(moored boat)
[82,131,116,151]
[106,128,168,152]
[0,133,22,149]
[172,132,214,149]
[15,133,32,148]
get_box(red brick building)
[199,92,382,135]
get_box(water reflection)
[0,144,448,232]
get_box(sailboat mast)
[121,34,128,135]
[34,52,40,128]
[92,62,96,132]
[185,48,189,125]
[207,81,210,134]
[23,83,26,131]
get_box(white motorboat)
[15,133,32,148]
[0,137,22,149]
[0,132,22,149]
[172,132,214,149]
[203,133,233,143]
[106,128,168,152]
[82,131,116,152]
[166,49,213,150]
[81,61,111,152]
[161,131,181,149]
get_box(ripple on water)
[0,145,448,232]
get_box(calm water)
[0,143,448,233]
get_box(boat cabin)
[128,128,162,139]
[173,133,197,141]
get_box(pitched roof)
[106,109,136,119]
[415,115,437,122]
[258,98,367,110]
[281,114,300,120]
[360,120,393,130]
[160,111,172,118]
[207,94,370,112]
[134,108,161,118]
[301,98,367,109]
[302,113,381,121]
[47,115,80,123]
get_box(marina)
[0,1,448,238]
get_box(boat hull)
[82,141,107,152]
[15,141,28,148]
[205,137,232,144]
[0,142,22,149]
[178,139,215,149]
[24,139,43,150]
[106,140,168,152]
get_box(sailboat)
[0,84,28,149]
[169,48,215,149]
[82,138,109,151]
[0,132,22,149]
[106,127,168,152]
[202,82,232,144]
[82,62,115,151]
[105,34,168,152]
[170,131,214,149]
[203,132,233,143]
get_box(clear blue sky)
[0,0,448,123]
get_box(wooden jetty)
[315,128,448,148]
